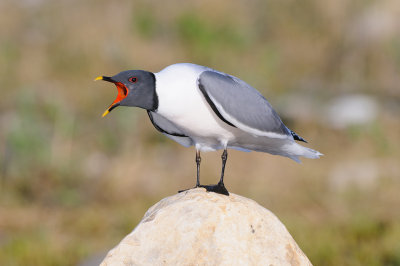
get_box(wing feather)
[198,71,291,139]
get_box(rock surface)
[100,188,312,266]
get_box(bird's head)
[95,70,158,117]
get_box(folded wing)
[198,71,292,139]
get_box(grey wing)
[147,111,194,147]
[198,71,292,139]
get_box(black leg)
[198,149,229,196]
[178,150,201,193]
[219,149,228,186]
[195,150,201,187]
[179,149,229,196]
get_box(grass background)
[1,0,400,265]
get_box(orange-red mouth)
[96,76,129,117]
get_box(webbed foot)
[198,182,229,196]
[178,182,230,196]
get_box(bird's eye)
[128,77,137,83]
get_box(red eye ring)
[128,77,137,83]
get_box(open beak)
[95,76,129,117]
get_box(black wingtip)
[291,130,308,143]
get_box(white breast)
[154,63,237,151]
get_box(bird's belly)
[176,114,237,151]
[157,100,237,151]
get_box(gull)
[95,63,322,195]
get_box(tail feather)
[229,136,322,163]
[282,142,323,163]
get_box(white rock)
[100,188,312,266]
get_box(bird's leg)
[195,150,201,187]
[218,149,228,186]
[178,150,201,193]
[180,149,229,196]
[198,149,229,196]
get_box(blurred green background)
[1,0,400,265]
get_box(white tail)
[283,142,323,163]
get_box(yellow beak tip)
[94,76,103,81]
[102,110,110,117]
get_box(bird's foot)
[178,182,230,196]
[198,182,229,196]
